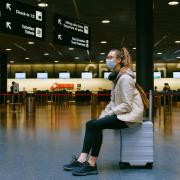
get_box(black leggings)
[81,115,128,157]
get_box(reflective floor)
[0,102,180,180]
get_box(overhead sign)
[0,16,45,40]
[0,0,46,40]
[0,0,46,24]
[53,14,91,50]
[54,30,90,49]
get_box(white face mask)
[106,59,116,69]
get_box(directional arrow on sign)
[58,19,62,25]
[58,34,62,40]
[6,3,11,11]
[6,22,11,29]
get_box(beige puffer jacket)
[99,68,144,126]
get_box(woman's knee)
[92,122,102,130]
[86,119,96,129]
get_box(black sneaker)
[71,161,98,176]
[63,155,83,171]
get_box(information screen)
[15,72,26,79]
[81,72,92,79]
[103,72,111,79]
[37,72,48,79]
[59,72,70,79]
[154,72,161,79]
[173,72,180,78]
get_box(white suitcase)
[119,90,154,169]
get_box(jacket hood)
[116,68,135,81]
[124,68,135,79]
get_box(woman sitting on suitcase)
[63,47,144,176]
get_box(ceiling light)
[132,47,136,50]
[74,57,80,60]
[28,41,34,44]
[54,61,59,63]
[68,47,74,51]
[6,48,12,51]
[157,52,163,55]
[44,53,49,56]
[10,61,14,63]
[168,1,179,5]
[175,40,180,44]
[100,52,105,55]
[101,20,110,24]
[100,41,107,44]
[38,3,48,7]
[25,57,30,60]
[176,56,180,59]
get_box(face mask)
[106,59,116,69]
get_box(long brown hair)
[119,47,133,74]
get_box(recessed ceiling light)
[157,52,163,55]
[74,57,80,60]
[101,20,110,24]
[175,40,180,43]
[28,41,34,45]
[68,47,74,51]
[100,52,105,55]
[25,57,30,60]
[38,3,48,7]
[100,41,107,44]
[54,60,59,63]
[44,53,49,56]
[6,48,12,51]
[10,61,14,63]
[132,47,136,50]
[168,1,179,5]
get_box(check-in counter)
[97,90,111,102]
[75,90,92,102]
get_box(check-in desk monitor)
[15,72,26,79]
[173,72,180,78]
[154,72,161,79]
[37,72,48,79]
[59,72,70,79]
[81,72,92,79]
[103,72,112,79]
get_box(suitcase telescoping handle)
[149,90,153,122]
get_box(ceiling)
[0,0,180,64]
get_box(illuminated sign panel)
[53,14,91,49]
[0,0,45,40]
[0,0,46,24]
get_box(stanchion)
[91,94,97,119]
[26,94,35,113]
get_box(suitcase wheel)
[146,162,153,169]
[119,162,129,169]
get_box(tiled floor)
[0,102,180,180]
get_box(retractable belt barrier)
[0,92,180,108]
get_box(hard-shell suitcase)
[119,90,154,169]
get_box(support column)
[0,53,7,92]
[136,0,154,92]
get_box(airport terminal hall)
[1,0,180,179]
